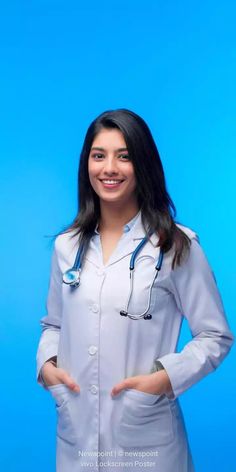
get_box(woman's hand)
[111,370,173,397]
[41,361,80,393]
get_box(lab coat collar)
[94,209,141,235]
[85,211,160,268]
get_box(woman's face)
[88,128,137,208]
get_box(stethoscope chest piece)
[63,269,81,287]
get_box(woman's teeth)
[102,180,122,184]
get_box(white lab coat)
[36,213,234,472]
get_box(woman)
[36,109,234,472]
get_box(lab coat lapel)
[84,224,143,268]
[85,212,160,267]
[101,213,160,267]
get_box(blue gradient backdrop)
[0,1,235,471]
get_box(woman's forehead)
[92,128,126,149]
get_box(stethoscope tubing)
[62,232,164,320]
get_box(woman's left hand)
[111,370,173,397]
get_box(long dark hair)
[57,108,191,268]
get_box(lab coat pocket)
[117,389,174,448]
[48,384,77,445]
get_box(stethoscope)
[62,233,164,321]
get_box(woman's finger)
[111,376,137,396]
[58,369,80,392]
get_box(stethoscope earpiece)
[120,311,152,320]
[120,310,128,317]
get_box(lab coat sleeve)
[157,237,234,399]
[36,239,62,388]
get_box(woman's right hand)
[41,361,80,393]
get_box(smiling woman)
[36,109,234,472]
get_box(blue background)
[0,1,235,471]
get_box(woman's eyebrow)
[90,147,128,152]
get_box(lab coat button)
[88,345,97,355]
[91,304,99,313]
[96,269,105,276]
[90,385,98,394]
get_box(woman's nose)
[103,156,118,174]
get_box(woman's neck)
[98,201,140,233]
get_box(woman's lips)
[99,179,125,189]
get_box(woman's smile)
[99,178,125,189]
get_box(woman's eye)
[92,154,104,160]
[119,154,130,160]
